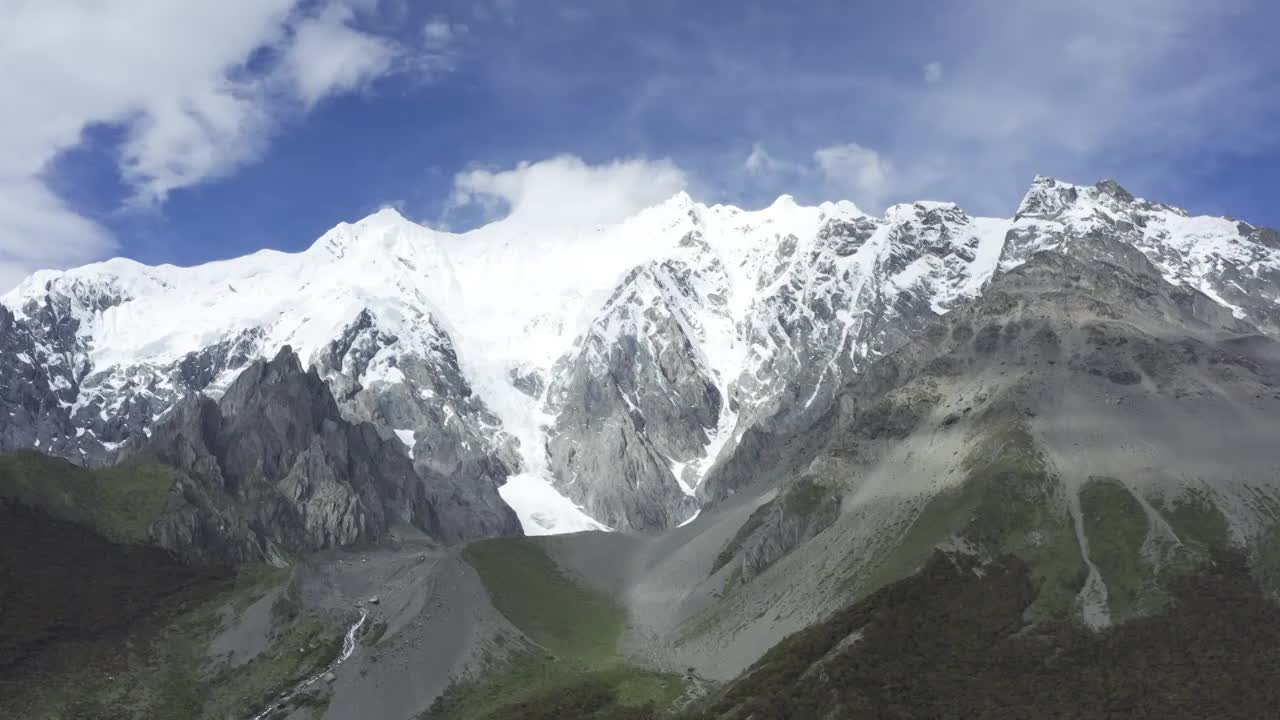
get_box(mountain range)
[4,175,1280,719]
[3,176,1278,541]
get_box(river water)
[248,608,370,720]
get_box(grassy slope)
[688,549,1280,720]
[1079,477,1158,620]
[0,499,234,676]
[463,538,623,661]
[1238,487,1280,595]
[0,451,350,720]
[426,538,686,720]
[840,418,1086,623]
[5,551,347,720]
[0,450,176,544]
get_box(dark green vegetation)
[1154,488,1232,553]
[462,537,623,661]
[0,453,348,720]
[956,421,1086,622]
[1240,487,1280,595]
[1256,523,1280,595]
[0,497,232,676]
[781,475,832,517]
[3,516,344,720]
[201,613,344,720]
[689,549,1280,720]
[0,450,176,543]
[842,416,1086,623]
[1079,477,1158,619]
[426,538,686,720]
[428,656,687,720]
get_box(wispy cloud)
[444,155,688,230]
[498,0,1278,217]
[0,0,460,290]
[812,143,893,211]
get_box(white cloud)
[923,61,943,84]
[0,180,115,292]
[413,17,468,74]
[120,86,273,206]
[281,4,399,110]
[891,0,1275,209]
[735,140,946,213]
[423,18,459,49]
[743,142,794,178]
[448,155,689,229]
[603,0,1277,217]
[813,143,892,207]
[0,0,441,290]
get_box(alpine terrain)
[5,176,1280,719]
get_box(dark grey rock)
[316,312,523,542]
[131,345,518,563]
[546,259,713,530]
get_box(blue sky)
[3,0,1278,288]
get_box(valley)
[3,176,1280,718]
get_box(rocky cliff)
[131,345,519,563]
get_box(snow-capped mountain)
[546,197,1011,528]
[1004,176,1280,334]
[2,177,1277,536]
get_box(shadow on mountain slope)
[690,549,1280,720]
[0,498,233,675]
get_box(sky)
[2,0,1278,290]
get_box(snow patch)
[393,429,416,459]
[669,460,695,496]
[677,507,701,528]
[498,473,610,536]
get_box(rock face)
[546,252,724,530]
[695,238,1280,649]
[545,201,1012,529]
[315,310,523,541]
[0,305,72,458]
[1004,176,1280,335]
[132,346,518,563]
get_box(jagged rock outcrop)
[1004,176,1280,335]
[317,310,523,540]
[711,475,842,585]
[0,284,267,464]
[0,306,74,457]
[132,345,519,563]
[546,250,725,529]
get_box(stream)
[249,607,370,720]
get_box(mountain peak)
[667,189,694,207]
[1017,176,1139,220]
[1094,178,1135,203]
[769,194,799,209]
[1016,175,1083,219]
[818,199,864,218]
[309,206,438,262]
[359,206,414,227]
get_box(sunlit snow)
[498,473,610,536]
[6,178,1269,535]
